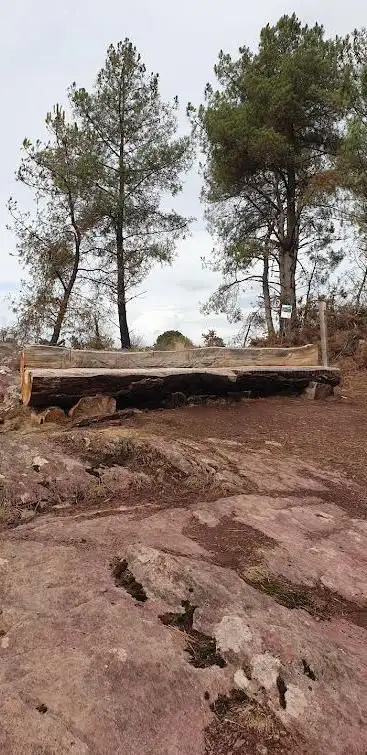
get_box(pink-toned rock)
[68,394,116,421]
[304,381,334,399]
[1,402,367,754]
[32,406,66,425]
[1,445,366,754]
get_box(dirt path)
[133,395,367,489]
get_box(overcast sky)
[0,0,365,344]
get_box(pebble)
[32,456,49,471]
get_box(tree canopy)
[9,106,101,344]
[71,40,192,347]
[9,18,367,347]
[154,330,194,350]
[196,14,351,334]
[10,40,192,348]
[202,329,225,347]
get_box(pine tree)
[9,106,101,344]
[71,40,192,348]
[197,15,350,334]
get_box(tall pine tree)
[197,15,350,334]
[71,40,192,348]
[9,106,101,344]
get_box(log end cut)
[22,369,33,407]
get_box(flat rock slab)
[0,426,366,754]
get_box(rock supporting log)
[31,407,67,425]
[68,394,117,420]
[304,382,335,400]
[22,366,341,410]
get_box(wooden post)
[318,298,328,367]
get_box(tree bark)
[49,298,70,346]
[262,250,275,337]
[115,69,131,350]
[49,228,81,345]
[279,162,298,337]
[116,224,131,349]
[279,249,297,336]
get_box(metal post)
[318,298,328,367]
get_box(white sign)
[280,304,292,320]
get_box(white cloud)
[1,0,364,340]
[126,231,248,345]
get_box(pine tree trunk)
[262,251,275,337]
[116,225,131,349]
[115,73,131,351]
[50,298,70,345]
[49,230,81,345]
[279,250,297,338]
[279,162,298,338]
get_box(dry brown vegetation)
[251,302,367,363]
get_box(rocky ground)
[0,347,366,754]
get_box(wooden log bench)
[21,364,341,410]
[20,343,319,376]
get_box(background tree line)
[8,16,367,349]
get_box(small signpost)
[280,304,292,320]
[279,303,292,338]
